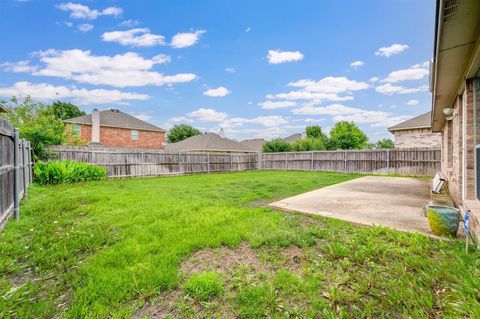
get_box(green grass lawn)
[0,171,479,318]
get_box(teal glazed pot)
[426,205,460,237]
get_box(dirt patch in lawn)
[180,241,269,277]
[134,241,313,318]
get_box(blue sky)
[0,0,435,141]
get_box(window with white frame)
[131,130,139,141]
[72,124,81,137]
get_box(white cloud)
[166,108,290,140]
[102,28,165,47]
[375,83,428,95]
[64,21,73,27]
[266,76,369,104]
[369,77,380,83]
[225,67,236,73]
[77,23,93,32]
[267,49,304,64]
[245,27,252,32]
[56,3,122,20]
[259,100,297,109]
[0,81,149,105]
[292,103,410,127]
[3,49,196,88]
[203,86,231,97]
[171,30,205,48]
[375,43,409,57]
[120,19,140,27]
[188,108,228,122]
[350,60,364,68]
[382,62,429,82]
[407,99,419,106]
[1,60,38,73]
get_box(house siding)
[68,124,165,149]
[393,128,442,149]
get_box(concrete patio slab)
[269,176,454,237]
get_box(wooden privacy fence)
[49,146,441,178]
[260,149,441,176]
[0,117,33,229]
[48,146,258,178]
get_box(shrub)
[291,137,326,151]
[183,272,223,301]
[262,139,292,153]
[34,160,107,185]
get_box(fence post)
[386,149,390,174]
[230,154,233,171]
[285,153,288,170]
[141,149,145,177]
[344,150,347,173]
[207,153,210,173]
[178,151,182,174]
[311,151,314,171]
[22,139,28,197]
[27,141,32,185]
[13,129,20,221]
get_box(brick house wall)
[393,128,442,149]
[441,80,476,203]
[440,79,478,242]
[67,124,165,149]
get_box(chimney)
[90,108,101,145]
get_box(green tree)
[376,138,395,149]
[1,97,70,159]
[292,137,326,151]
[305,125,327,140]
[47,101,85,120]
[262,138,292,152]
[167,124,201,143]
[328,121,368,150]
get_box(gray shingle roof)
[166,133,257,152]
[240,139,265,152]
[283,133,303,143]
[388,112,432,132]
[64,109,166,132]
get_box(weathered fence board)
[0,117,33,229]
[49,146,440,178]
[48,146,258,178]
[260,149,441,176]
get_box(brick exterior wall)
[67,124,165,149]
[393,128,442,149]
[440,79,479,242]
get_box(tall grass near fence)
[33,160,107,185]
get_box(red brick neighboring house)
[64,109,166,149]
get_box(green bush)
[183,272,223,301]
[262,138,292,153]
[34,160,107,185]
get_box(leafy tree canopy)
[375,138,395,149]
[292,137,326,151]
[305,125,327,140]
[167,124,201,143]
[47,101,85,120]
[262,138,292,153]
[1,97,82,159]
[328,121,368,150]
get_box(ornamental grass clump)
[34,160,107,185]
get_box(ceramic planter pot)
[426,205,460,237]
